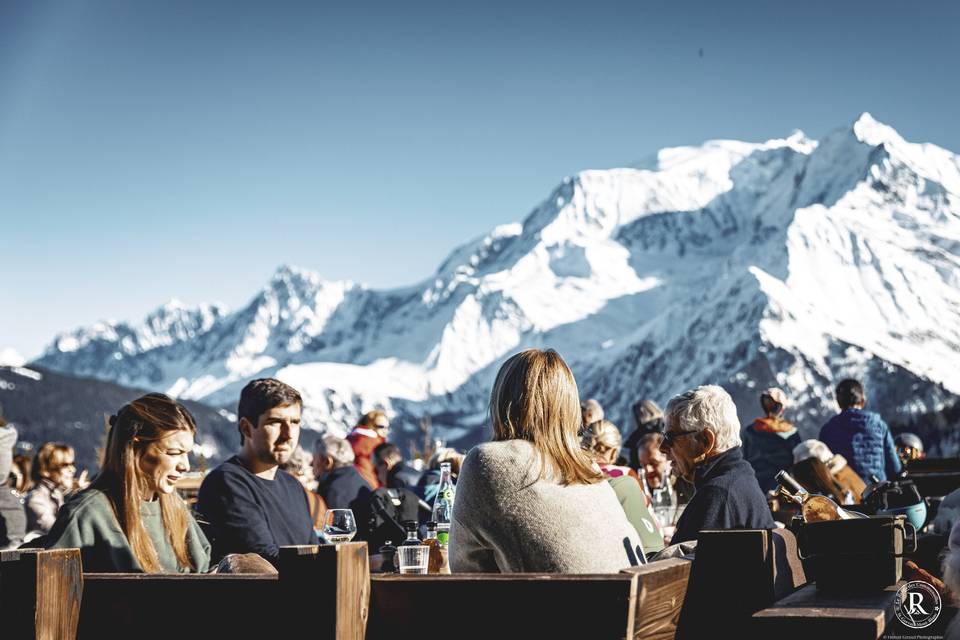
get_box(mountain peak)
[852,112,903,148]
[0,347,25,367]
[272,263,320,282]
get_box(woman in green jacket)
[581,419,665,554]
[46,393,210,573]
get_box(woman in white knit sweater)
[449,348,646,573]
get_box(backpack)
[362,487,422,550]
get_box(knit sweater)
[196,456,318,566]
[449,439,646,573]
[46,488,211,573]
[671,446,775,545]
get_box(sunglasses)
[661,429,699,448]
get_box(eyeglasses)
[661,430,699,448]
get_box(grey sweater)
[450,439,646,573]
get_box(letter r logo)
[908,592,929,615]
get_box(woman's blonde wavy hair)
[580,420,622,464]
[93,393,197,573]
[489,349,601,485]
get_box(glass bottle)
[431,462,456,546]
[775,470,864,522]
[398,520,422,546]
[378,540,398,573]
[423,521,448,574]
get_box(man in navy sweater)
[197,378,317,566]
[663,385,775,545]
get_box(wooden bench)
[749,530,956,639]
[0,548,82,639]
[367,558,691,640]
[906,458,960,498]
[752,581,903,639]
[78,543,368,640]
[676,529,806,639]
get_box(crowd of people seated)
[0,348,946,581]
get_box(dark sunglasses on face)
[661,430,699,448]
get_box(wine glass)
[321,509,357,543]
[650,468,677,529]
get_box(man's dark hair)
[835,378,865,410]
[373,442,402,465]
[237,378,302,445]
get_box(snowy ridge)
[34,114,960,448]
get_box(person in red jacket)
[347,410,390,489]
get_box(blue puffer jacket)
[819,408,902,482]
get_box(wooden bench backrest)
[676,528,806,639]
[368,559,692,640]
[78,542,369,640]
[0,548,82,640]
[368,572,639,639]
[622,558,692,639]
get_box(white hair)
[665,385,742,453]
[314,434,355,468]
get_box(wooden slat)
[751,582,900,640]
[368,572,639,639]
[278,543,370,640]
[78,543,370,640]
[0,548,82,640]
[675,529,806,639]
[622,558,692,640]
[79,572,279,639]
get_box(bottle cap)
[403,520,418,531]
[426,521,438,530]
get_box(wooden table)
[751,582,902,640]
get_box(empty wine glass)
[321,509,357,543]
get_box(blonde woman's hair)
[580,420,622,462]
[31,442,75,484]
[93,393,197,573]
[358,409,389,429]
[489,349,601,485]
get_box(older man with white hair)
[314,434,373,512]
[661,385,775,545]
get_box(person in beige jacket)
[450,349,646,573]
[25,442,81,537]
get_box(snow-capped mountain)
[34,114,960,453]
[0,348,25,367]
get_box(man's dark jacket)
[320,465,373,512]
[387,462,423,490]
[671,446,775,545]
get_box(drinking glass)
[397,545,430,574]
[322,509,357,543]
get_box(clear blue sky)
[3,0,959,358]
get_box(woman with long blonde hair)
[449,349,646,572]
[46,393,210,572]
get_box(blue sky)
[2,0,959,358]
